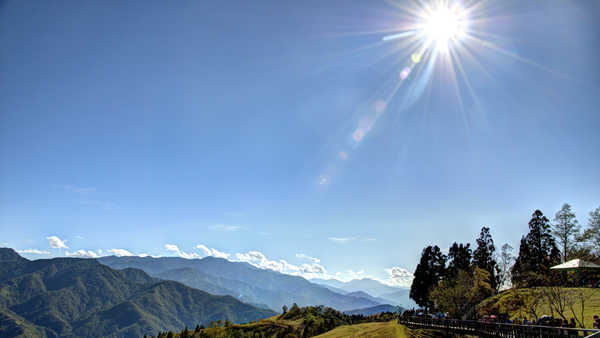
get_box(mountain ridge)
[98,255,380,311]
[0,248,276,337]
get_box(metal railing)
[399,316,600,338]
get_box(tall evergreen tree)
[473,226,500,291]
[446,242,472,278]
[552,203,581,262]
[409,245,446,312]
[512,210,561,287]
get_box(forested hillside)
[0,248,275,338]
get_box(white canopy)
[550,259,600,270]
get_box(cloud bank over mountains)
[18,235,414,287]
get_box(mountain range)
[311,278,417,308]
[98,255,382,312]
[0,248,275,338]
[343,304,404,316]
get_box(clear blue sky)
[1,0,599,286]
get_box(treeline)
[409,204,600,318]
[151,304,397,338]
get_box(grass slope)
[314,321,444,338]
[477,287,600,328]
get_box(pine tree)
[512,210,561,287]
[446,242,472,278]
[409,245,446,312]
[473,226,500,291]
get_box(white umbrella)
[550,259,600,270]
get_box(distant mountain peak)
[0,247,27,262]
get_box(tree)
[182,326,190,338]
[410,245,446,312]
[497,243,514,290]
[552,203,581,262]
[512,210,561,287]
[446,242,472,278]
[282,305,288,314]
[473,226,500,291]
[430,267,493,319]
[582,206,600,255]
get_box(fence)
[398,316,600,338]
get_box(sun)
[421,4,468,51]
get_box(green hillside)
[314,321,444,338]
[160,304,400,337]
[477,287,600,328]
[0,248,276,337]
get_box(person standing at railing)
[594,315,599,329]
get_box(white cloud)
[165,244,202,259]
[108,248,135,257]
[328,237,356,244]
[195,244,230,259]
[319,174,329,185]
[300,263,327,274]
[17,249,50,255]
[296,253,320,263]
[195,244,212,256]
[233,250,331,280]
[156,243,410,287]
[209,224,242,232]
[47,235,68,249]
[74,235,85,240]
[65,249,99,258]
[383,266,414,287]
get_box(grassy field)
[477,287,600,328]
[313,320,445,338]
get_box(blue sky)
[1,0,599,286]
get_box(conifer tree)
[409,245,446,312]
[512,210,560,287]
[473,226,500,291]
[446,242,472,278]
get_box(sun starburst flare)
[318,0,550,186]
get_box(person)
[569,318,576,328]
[593,315,599,329]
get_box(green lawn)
[477,287,600,328]
[314,320,444,338]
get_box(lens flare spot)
[319,174,329,185]
[338,151,348,160]
[411,53,422,63]
[400,67,411,80]
[353,129,365,142]
[374,100,387,113]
